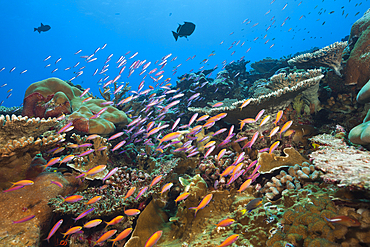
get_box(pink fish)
[135,186,148,200]
[161,183,173,194]
[51,181,63,188]
[112,141,126,151]
[45,219,63,242]
[172,118,181,130]
[57,122,73,134]
[103,168,118,182]
[232,152,245,165]
[145,231,162,247]
[108,132,124,141]
[150,175,162,187]
[212,102,223,108]
[78,149,95,157]
[13,215,35,224]
[73,208,95,222]
[129,52,138,59]
[279,120,293,135]
[269,141,280,154]
[248,131,259,148]
[204,145,215,158]
[188,113,198,127]
[188,93,200,101]
[254,109,265,122]
[274,110,283,125]
[213,128,227,136]
[79,143,93,148]
[3,185,24,193]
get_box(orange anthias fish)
[144,230,162,247]
[94,230,117,245]
[189,193,213,217]
[11,180,34,188]
[150,175,162,187]
[61,195,84,203]
[62,226,83,238]
[108,228,133,246]
[175,192,190,205]
[105,216,124,227]
[158,132,181,145]
[217,234,239,247]
[124,187,136,201]
[215,218,235,227]
[124,209,141,216]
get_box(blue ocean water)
[0,0,366,107]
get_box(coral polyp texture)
[309,133,370,190]
[288,41,348,76]
[22,77,130,134]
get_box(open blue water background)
[0,0,367,107]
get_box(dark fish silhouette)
[172,22,195,41]
[34,23,51,33]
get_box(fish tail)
[34,28,37,32]
[189,207,198,217]
[172,31,179,41]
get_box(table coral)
[22,77,130,134]
[288,41,347,76]
[189,69,323,126]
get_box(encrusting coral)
[260,161,322,200]
[288,41,348,76]
[22,77,130,134]
[309,133,370,190]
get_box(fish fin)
[240,209,247,215]
[189,207,198,217]
[172,31,179,41]
[41,23,44,26]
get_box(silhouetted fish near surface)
[34,23,50,33]
[172,22,195,41]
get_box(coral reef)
[344,8,370,86]
[0,115,64,189]
[266,184,369,246]
[22,77,130,134]
[0,172,79,246]
[66,133,111,180]
[288,41,348,76]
